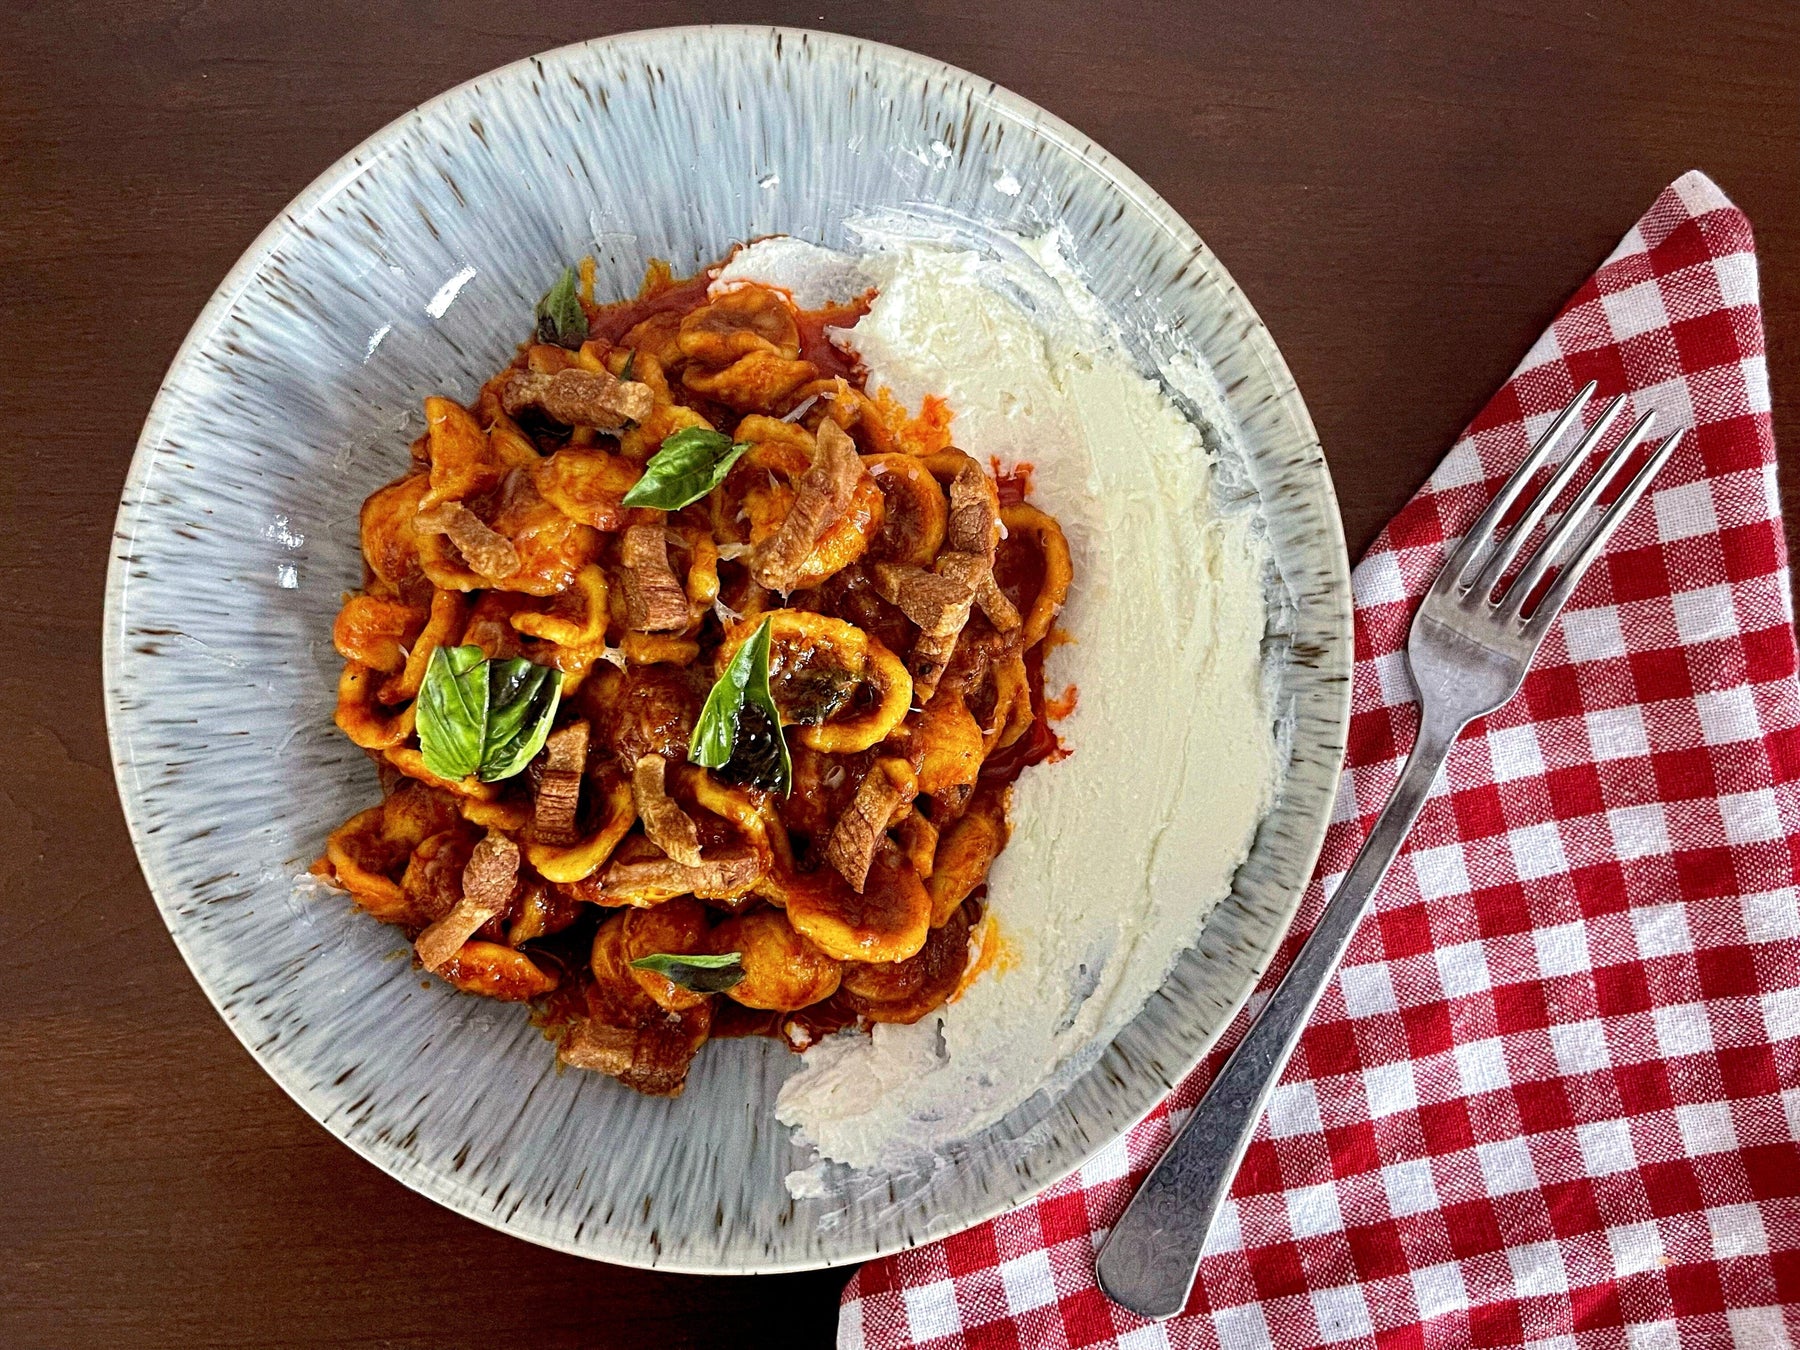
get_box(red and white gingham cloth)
[841,172,1800,1349]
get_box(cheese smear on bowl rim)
[713,230,1279,1182]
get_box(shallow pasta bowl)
[103,26,1352,1272]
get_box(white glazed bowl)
[104,26,1351,1272]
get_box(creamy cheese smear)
[712,231,1278,1179]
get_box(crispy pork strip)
[598,850,764,903]
[940,469,1023,629]
[824,758,919,893]
[533,720,590,845]
[631,754,703,867]
[974,570,1022,631]
[750,417,865,592]
[621,522,691,632]
[872,561,978,638]
[545,719,589,773]
[877,551,1001,702]
[909,629,960,706]
[946,460,1002,559]
[557,1008,710,1097]
[414,830,519,971]
[501,367,655,430]
[557,1020,635,1076]
[947,457,1026,634]
[415,501,520,579]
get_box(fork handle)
[1095,704,1467,1320]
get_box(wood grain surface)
[3,2,1795,1346]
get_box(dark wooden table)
[4,2,1795,1345]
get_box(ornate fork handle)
[1094,704,1468,1317]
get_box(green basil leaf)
[479,658,563,782]
[689,617,791,794]
[534,266,588,349]
[629,951,746,993]
[688,636,749,772]
[415,646,562,784]
[416,645,489,781]
[620,426,751,511]
[742,619,792,795]
[619,349,636,382]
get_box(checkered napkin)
[840,171,1800,1349]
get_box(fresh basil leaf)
[740,619,792,794]
[534,266,588,349]
[620,426,751,510]
[479,657,563,782]
[688,645,746,775]
[415,646,563,783]
[689,617,791,794]
[619,349,635,382]
[629,951,746,993]
[416,645,489,781]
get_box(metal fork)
[1095,382,1686,1319]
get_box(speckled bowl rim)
[103,25,1352,1273]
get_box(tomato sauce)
[993,460,1035,508]
[584,272,713,345]
[1043,684,1079,720]
[796,295,873,384]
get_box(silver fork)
[1095,382,1686,1319]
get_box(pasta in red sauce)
[314,253,1073,1096]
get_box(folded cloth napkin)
[841,171,1799,1350]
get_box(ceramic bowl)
[104,26,1351,1272]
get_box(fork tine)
[1465,395,1628,602]
[1496,411,1658,622]
[1521,429,1687,633]
[1434,382,1597,594]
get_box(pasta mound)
[314,253,1073,1097]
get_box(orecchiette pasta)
[313,251,1073,1097]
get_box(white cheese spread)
[714,231,1278,1175]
